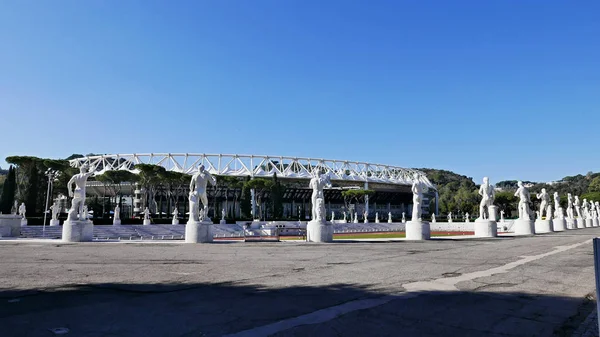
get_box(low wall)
[0,215,21,237]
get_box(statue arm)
[189,176,196,191]
[67,176,76,197]
[209,173,217,186]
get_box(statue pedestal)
[594,219,599,227]
[364,219,368,223]
[553,218,566,231]
[20,219,28,227]
[353,219,358,223]
[306,220,333,242]
[0,215,21,237]
[514,219,535,235]
[488,206,498,221]
[576,218,585,229]
[566,218,575,229]
[172,218,179,225]
[185,220,213,243]
[62,220,94,242]
[405,221,430,240]
[220,219,226,225]
[113,219,121,226]
[474,219,497,237]
[585,219,593,228]
[50,219,60,227]
[534,219,553,233]
[375,219,380,223]
[143,219,151,225]
[387,219,392,223]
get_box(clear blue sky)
[1,1,598,184]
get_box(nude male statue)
[411,174,424,221]
[189,164,217,217]
[514,181,532,220]
[478,177,495,220]
[67,164,95,221]
[536,188,551,219]
[309,171,331,221]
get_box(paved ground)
[1,229,600,337]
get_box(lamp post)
[42,169,58,238]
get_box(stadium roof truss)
[69,153,436,189]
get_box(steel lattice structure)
[68,153,436,189]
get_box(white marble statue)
[199,208,205,221]
[596,202,600,219]
[388,212,392,222]
[331,211,335,221]
[567,193,574,219]
[354,212,358,223]
[221,208,226,220]
[535,210,540,220]
[592,200,598,219]
[82,205,89,220]
[514,181,532,220]
[11,200,18,215]
[536,188,551,219]
[363,210,368,221]
[582,198,590,219]
[465,212,470,222]
[50,201,60,221]
[402,212,406,223]
[67,164,95,221]
[143,207,150,220]
[309,172,331,221]
[553,192,563,219]
[431,213,436,223]
[375,212,379,223]
[448,212,452,223]
[18,202,26,219]
[189,164,217,220]
[172,207,179,220]
[574,196,582,218]
[411,174,423,221]
[500,210,505,222]
[343,211,347,222]
[114,205,120,220]
[478,177,495,220]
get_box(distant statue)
[11,200,18,215]
[388,212,392,221]
[331,211,335,221]
[172,207,179,220]
[343,211,347,222]
[18,203,26,219]
[431,213,436,223]
[143,207,150,220]
[309,171,331,221]
[411,174,423,221]
[582,198,590,219]
[478,177,495,220]
[553,192,563,219]
[375,212,379,223]
[500,210,505,222]
[199,208,205,222]
[447,212,452,223]
[592,201,598,219]
[465,213,470,222]
[514,181,532,220]
[596,202,600,219]
[50,201,60,221]
[114,205,120,220]
[82,205,89,220]
[574,196,582,218]
[354,212,358,223]
[66,164,95,221]
[567,193,574,219]
[536,189,551,219]
[363,210,368,221]
[402,212,406,223]
[221,208,226,220]
[189,164,217,219]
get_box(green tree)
[134,164,167,214]
[270,173,285,220]
[244,178,274,220]
[589,177,600,193]
[240,176,252,219]
[494,191,517,217]
[0,166,16,214]
[341,189,375,214]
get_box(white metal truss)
[68,153,436,189]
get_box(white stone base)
[514,219,535,235]
[20,219,28,227]
[576,218,585,229]
[50,219,60,227]
[62,220,94,242]
[375,219,380,223]
[387,219,392,223]
[306,220,333,243]
[185,220,213,243]
[534,219,553,233]
[585,219,593,228]
[474,219,497,237]
[594,219,599,227]
[113,219,121,226]
[0,215,21,237]
[553,218,566,231]
[172,218,179,225]
[405,221,431,240]
[220,219,226,225]
[143,219,151,225]
[566,218,576,229]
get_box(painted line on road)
[225,239,591,337]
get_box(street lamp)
[42,169,59,238]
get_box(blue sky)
[1,1,598,184]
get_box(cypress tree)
[25,164,39,214]
[0,166,16,213]
[240,176,252,219]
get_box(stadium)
[69,153,438,222]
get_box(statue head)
[541,188,546,193]
[554,192,558,197]
[483,177,489,185]
[198,164,205,173]
[517,181,523,187]
[568,193,572,197]
[80,164,89,173]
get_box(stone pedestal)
[405,221,430,240]
[20,219,28,227]
[113,219,121,226]
[488,205,498,221]
[185,220,213,243]
[594,219,599,227]
[172,218,179,225]
[585,219,593,228]
[307,220,333,243]
[553,218,566,231]
[0,215,21,237]
[474,219,497,237]
[566,218,576,229]
[220,219,226,225]
[62,220,94,242]
[576,218,585,229]
[143,219,151,225]
[534,219,553,233]
[387,219,392,223]
[514,219,535,235]
[49,219,60,227]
